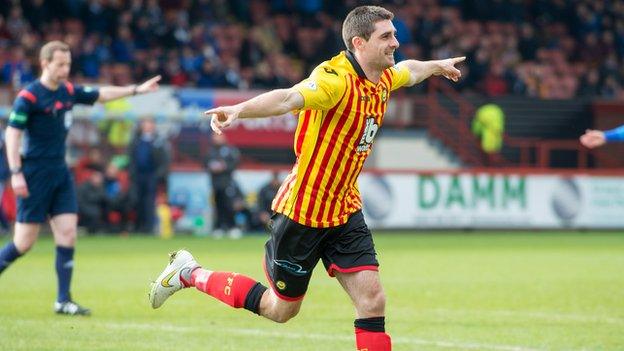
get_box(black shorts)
[17,161,77,223]
[263,210,379,301]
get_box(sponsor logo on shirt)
[356,116,379,153]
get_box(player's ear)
[352,36,365,51]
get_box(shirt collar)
[345,50,368,80]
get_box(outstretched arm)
[204,88,304,134]
[580,125,624,148]
[396,56,465,86]
[97,75,161,103]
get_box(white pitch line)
[100,321,544,351]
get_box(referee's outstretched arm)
[96,75,162,103]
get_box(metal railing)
[426,79,621,169]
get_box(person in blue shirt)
[580,126,624,148]
[0,41,161,316]
[127,117,170,234]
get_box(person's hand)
[580,129,607,149]
[204,105,241,135]
[136,75,162,94]
[11,173,29,198]
[434,56,465,82]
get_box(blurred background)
[1,0,624,236]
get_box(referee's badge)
[306,81,317,91]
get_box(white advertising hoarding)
[359,173,624,229]
[170,170,624,230]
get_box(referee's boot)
[149,250,199,309]
[54,300,91,316]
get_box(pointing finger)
[145,75,162,85]
[204,108,220,116]
[452,56,466,64]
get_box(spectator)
[77,169,107,234]
[2,46,35,88]
[471,102,505,154]
[103,161,130,233]
[256,171,281,229]
[74,147,105,184]
[128,117,170,234]
[205,133,241,238]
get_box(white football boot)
[149,250,199,309]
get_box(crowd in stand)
[0,0,623,99]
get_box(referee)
[0,41,160,316]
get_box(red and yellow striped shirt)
[272,51,411,227]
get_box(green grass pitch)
[0,232,623,351]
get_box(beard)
[375,53,395,70]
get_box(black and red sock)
[354,316,391,351]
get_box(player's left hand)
[580,129,607,149]
[136,75,162,94]
[434,57,465,82]
[204,105,240,135]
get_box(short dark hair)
[40,41,70,62]
[342,6,394,51]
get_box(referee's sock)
[355,317,392,351]
[0,242,22,275]
[55,246,74,302]
[188,268,267,315]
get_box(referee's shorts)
[17,160,77,223]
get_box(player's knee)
[65,237,76,247]
[56,228,77,245]
[262,289,302,323]
[267,300,301,323]
[272,308,299,323]
[359,289,386,316]
[58,235,76,247]
[371,289,386,312]
[14,241,35,254]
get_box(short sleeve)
[293,65,346,111]
[8,91,34,129]
[73,84,100,105]
[387,64,411,91]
